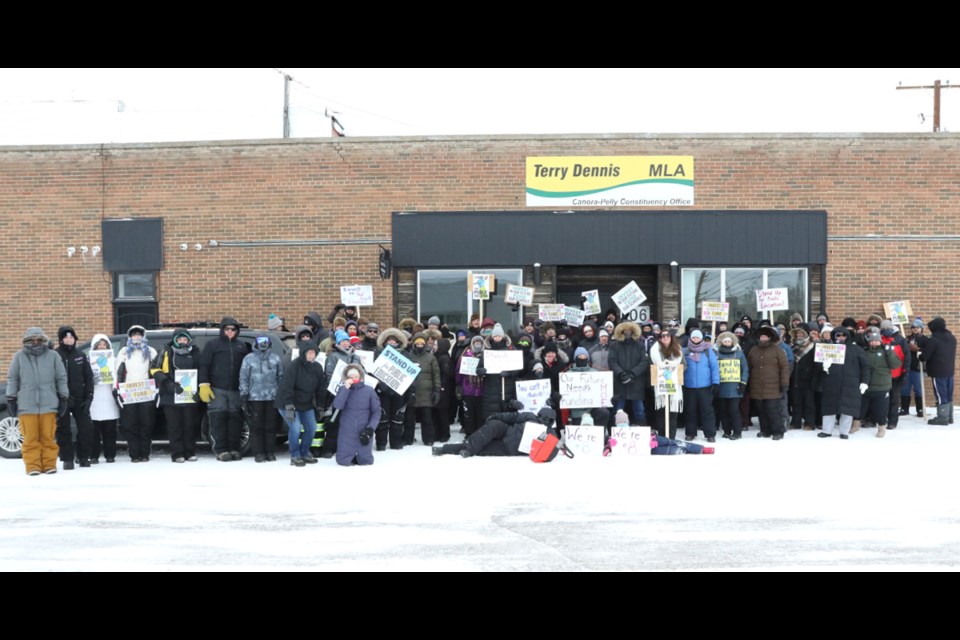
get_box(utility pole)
[283,74,292,138]
[897,79,959,132]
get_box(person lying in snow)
[432,403,556,458]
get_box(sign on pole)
[370,345,421,396]
[89,349,115,386]
[883,300,913,325]
[612,280,647,314]
[340,285,373,306]
[482,349,524,374]
[756,287,789,312]
[582,289,601,315]
[701,301,729,322]
[173,369,197,404]
[505,284,534,306]
[814,343,846,364]
[471,273,494,300]
[538,304,566,321]
[559,371,614,408]
[515,379,551,413]
[118,380,157,405]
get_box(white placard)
[328,358,377,394]
[340,285,373,306]
[756,287,789,312]
[471,273,493,301]
[292,348,326,370]
[564,306,586,327]
[582,290,601,315]
[701,301,729,322]
[563,424,606,457]
[89,349,115,386]
[173,369,197,404]
[482,349,524,374]
[608,426,652,458]
[884,301,912,325]
[458,355,479,376]
[518,421,546,454]
[505,284,534,306]
[355,350,376,372]
[538,304,566,321]
[370,345,421,396]
[118,380,157,405]
[612,280,647,314]
[559,370,614,408]
[515,379,551,413]
[815,343,846,364]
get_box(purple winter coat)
[332,378,381,466]
[455,349,484,396]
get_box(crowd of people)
[6,303,956,475]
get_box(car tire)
[0,414,23,459]
[200,411,253,456]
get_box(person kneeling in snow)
[432,403,556,458]
[332,364,381,466]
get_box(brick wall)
[1,133,958,396]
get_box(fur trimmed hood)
[756,325,780,343]
[377,327,409,351]
[613,322,642,341]
[716,331,739,349]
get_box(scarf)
[24,343,47,357]
[125,336,151,360]
[686,339,710,362]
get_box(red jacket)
[881,335,906,379]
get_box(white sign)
[559,370,614,408]
[612,280,647,314]
[884,301,913,325]
[355,350,376,373]
[701,301,729,322]
[89,349,115,386]
[505,284,534,306]
[815,343,846,364]
[538,304,566,321]
[482,349,524,374]
[756,287,789,312]
[564,306,586,327]
[471,273,493,301]
[340,285,373,306]
[291,348,326,370]
[563,424,606,457]
[515,379,551,413]
[518,421,545,454]
[118,380,157,405]
[370,345,421,396]
[328,358,378,394]
[173,369,197,404]
[582,290,601,315]
[608,426,652,458]
[458,355,479,376]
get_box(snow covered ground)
[3,413,960,572]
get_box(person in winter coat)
[715,332,749,439]
[879,320,910,430]
[151,329,203,463]
[818,327,870,439]
[456,334,486,437]
[267,313,288,333]
[513,333,538,379]
[566,347,611,427]
[320,330,362,457]
[902,318,928,418]
[537,342,566,398]
[679,318,701,349]
[116,325,159,462]
[789,326,820,430]
[404,332,440,446]
[815,312,830,331]
[55,326,94,468]
[608,321,649,426]
[6,327,68,475]
[332,364,381,466]
[577,322,599,353]
[88,333,119,463]
[681,329,719,442]
[239,335,284,462]
[276,339,326,466]
[649,329,683,439]
[360,322,380,352]
[303,311,330,345]
[432,338,455,443]
[198,317,248,462]
[476,324,520,420]
[919,317,957,426]
[859,328,902,438]
[747,325,790,440]
[327,303,359,326]
[432,406,556,458]
[588,329,611,372]
[373,328,413,450]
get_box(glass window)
[114,272,156,300]
[725,269,764,323]
[766,269,808,327]
[681,269,721,323]
[417,269,523,334]
[682,268,807,328]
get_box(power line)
[897,79,958,132]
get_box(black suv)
[0,325,296,459]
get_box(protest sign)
[883,301,913,325]
[515,379,551,412]
[815,343,846,364]
[582,290,601,315]
[355,350,376,372]
[505,284,534,306]
[518,422,546,454]
[118,380,157,405]
[612,280,647,314]
[701,301,729,322]
[370,345,421,396]
[564,306,586,327]
[651,364,683,394]
[459,355,479,376]
[563,424,606,457]
[718,359,741,384]
[173,369,198,404]
[538,304,565,321]
[89,349,115,386]
[559,371,614,408]
[291,348,325,370]
[482,349,524,374]
[756,287,789,312]
[608,426,652,458]
[471,273,494,300]
[340,285,373,306]
[328,358,378,394]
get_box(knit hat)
[574,346,589,360]
[469,335,485,350]
[532,362,544,374]
[491,323,505,338]
[127,325,146,337]
[604,321,615,332]
[689,329,703,341]
[481,317,496,329]
[267,314,283,331]
[856,320,867,330]
[428,315,441,327]
[880,319,896,332]
[865,328,883,343]
[349,336,362,345]
[58,326,77,341]
[335,330,350,345]
[366,322,379,332]
[913,318,925,329]
[615,410,629,426]
[599,329,609,339]
[456,329,467,338]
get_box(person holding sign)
[609,321,649,426]
[860,329,901,438]
[403,332,440,446]
[879,320,909,430]
[747,325,790,441]
[198,318,249,462]
[432,404,556,458]
[88,333,119,463]
[716,332,749,440]
[919,317,956,426]
[431,338,456,444]
[116,325,159,462]
[239,335,285,463]
[151,329,203,463]
[456,335,486,437]
[374,328,414,450]
[477,324,520,421]
[681,330,719,442]
[566,347,612,428]
[332,364,381,466]
[818,327,869,439]
[276,339,327,466]
[649,330,683,439]
[54,326,95,469]
[320,330,363,457]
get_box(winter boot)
[433,443,466,456]
[876,424,886,438]
[929,404,951,425]
[849,420,861,434]
[915,394,924,418]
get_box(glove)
[430,390,440,406]
[860,383,869,395]
[58,395,69,418]
[359,427,374,446]
[6,396,17,417]
[112,387,123,408]
[736,383,745,396]
[619,372,632,384]
[285,404,296,424]
[476,367,487,377]
[507,398,525,411]
[67,396,76,409]
[198,383,215,403]
[79,396,92,416]
[712,384,720,397]
[533,365,544,378]
[174,383,185,395]
[822,361,832,372]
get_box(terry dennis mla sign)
[525,156,694,207]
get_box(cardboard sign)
[884,301,913,325]
[458,355,479,376]
[651,363,683,394]
[370,345,421,396]
[89,349,115,386]
[515,378,551,413]
[471,273,494,300]
[340,285,373,306]
[563,424,606,457]
[505,284,534,306]
[118,380,157,405]
[608,426,652,457]
[718,359,741,384]
[815,343,846,364]
[612,280,647,314]
[582,289,601,315]
[328,358,378,394]
[173,369,197,404]
[564,306,586,327]
[518,421,546,454]
[701,301,729,322]
[559,370,614,408]
[538,304,566,321]
[756,287,789,312]
[482,349,524,374]
[355,350,376,373]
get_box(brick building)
[0,132,957,394]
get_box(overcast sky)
[0,68,958,145]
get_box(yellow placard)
[719,359,741,383]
